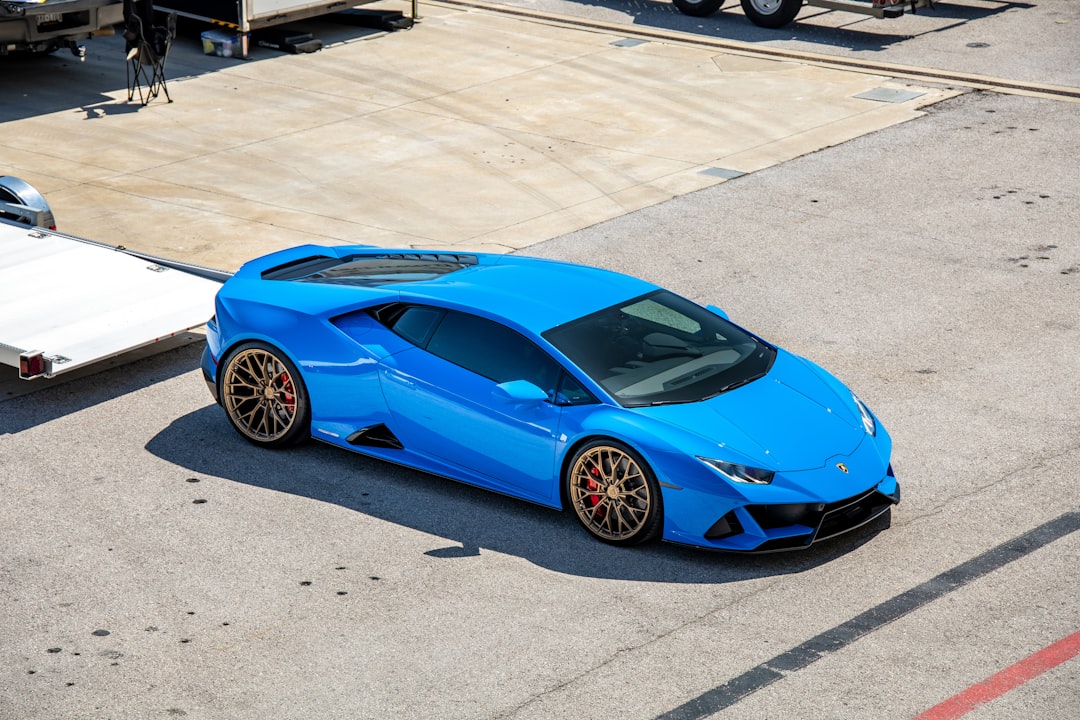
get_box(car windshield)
[543,290,775,407]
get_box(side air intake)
[347,424,404,450]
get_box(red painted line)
[914,630,1080,720]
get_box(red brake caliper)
[587,465,604,517]
[280,372,295,412]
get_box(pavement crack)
[491,582,787,719]
[901,441,1080,527]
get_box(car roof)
[397,254,659,332]
[239,245,659,333]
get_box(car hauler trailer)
[0,177,225,381]
[0,0,123,58]
[672,0,938,28]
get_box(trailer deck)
[0,220,222,380]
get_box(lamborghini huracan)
[202,245,899,551]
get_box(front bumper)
[667,465,899,552]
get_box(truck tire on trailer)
[671,0,726,17]
[740,0,802,28]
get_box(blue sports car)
[201,246,899,551]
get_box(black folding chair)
[124,0,176,105]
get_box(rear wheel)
[220,342,310,448]
[566,440,663,545]
[740,0,802,28]
[672,0,726,17]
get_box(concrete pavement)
[1,2,953,270]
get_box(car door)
[378,307,566,505]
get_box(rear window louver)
[261,255,339,280]
[261,252,478,284]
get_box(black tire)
[740,0,802,28]
[565,439,663,546]
[219,341,311,448]
[672,0,726,18]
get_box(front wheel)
[672,0,726,18]
[740,0,802,28]
[566,440,663,546]
[219,342,311,448]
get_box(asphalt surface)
[1,2,1078,719]
[481,0,1080,87]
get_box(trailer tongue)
[0,186,225,381]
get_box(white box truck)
[0,0,124,59]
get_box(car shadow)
[145,402,893,583]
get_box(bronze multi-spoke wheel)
[566,440,662,545]
[220,342,310,448]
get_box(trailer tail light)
[19,351,46,379]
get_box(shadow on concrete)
[0,51,122,121]
[145,402,892,582]
[0,340,203,434]
[0,16,383,123]
[537,0,1031,52]
[0,0,1036,123]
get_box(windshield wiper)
[707,373,765,399]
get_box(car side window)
[389,306,444,346]
[426,311,562,397]
[556,372,594,406]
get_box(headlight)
[852,393,876,436]
[697,457,775,485]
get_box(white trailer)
[156,0,397,57]
[155,0,382,56]
[0,177,225,381]
[672,0,938,28]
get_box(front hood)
[636,350,864,471]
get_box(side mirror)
[706,304,729,321]
[493,380,549,403]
